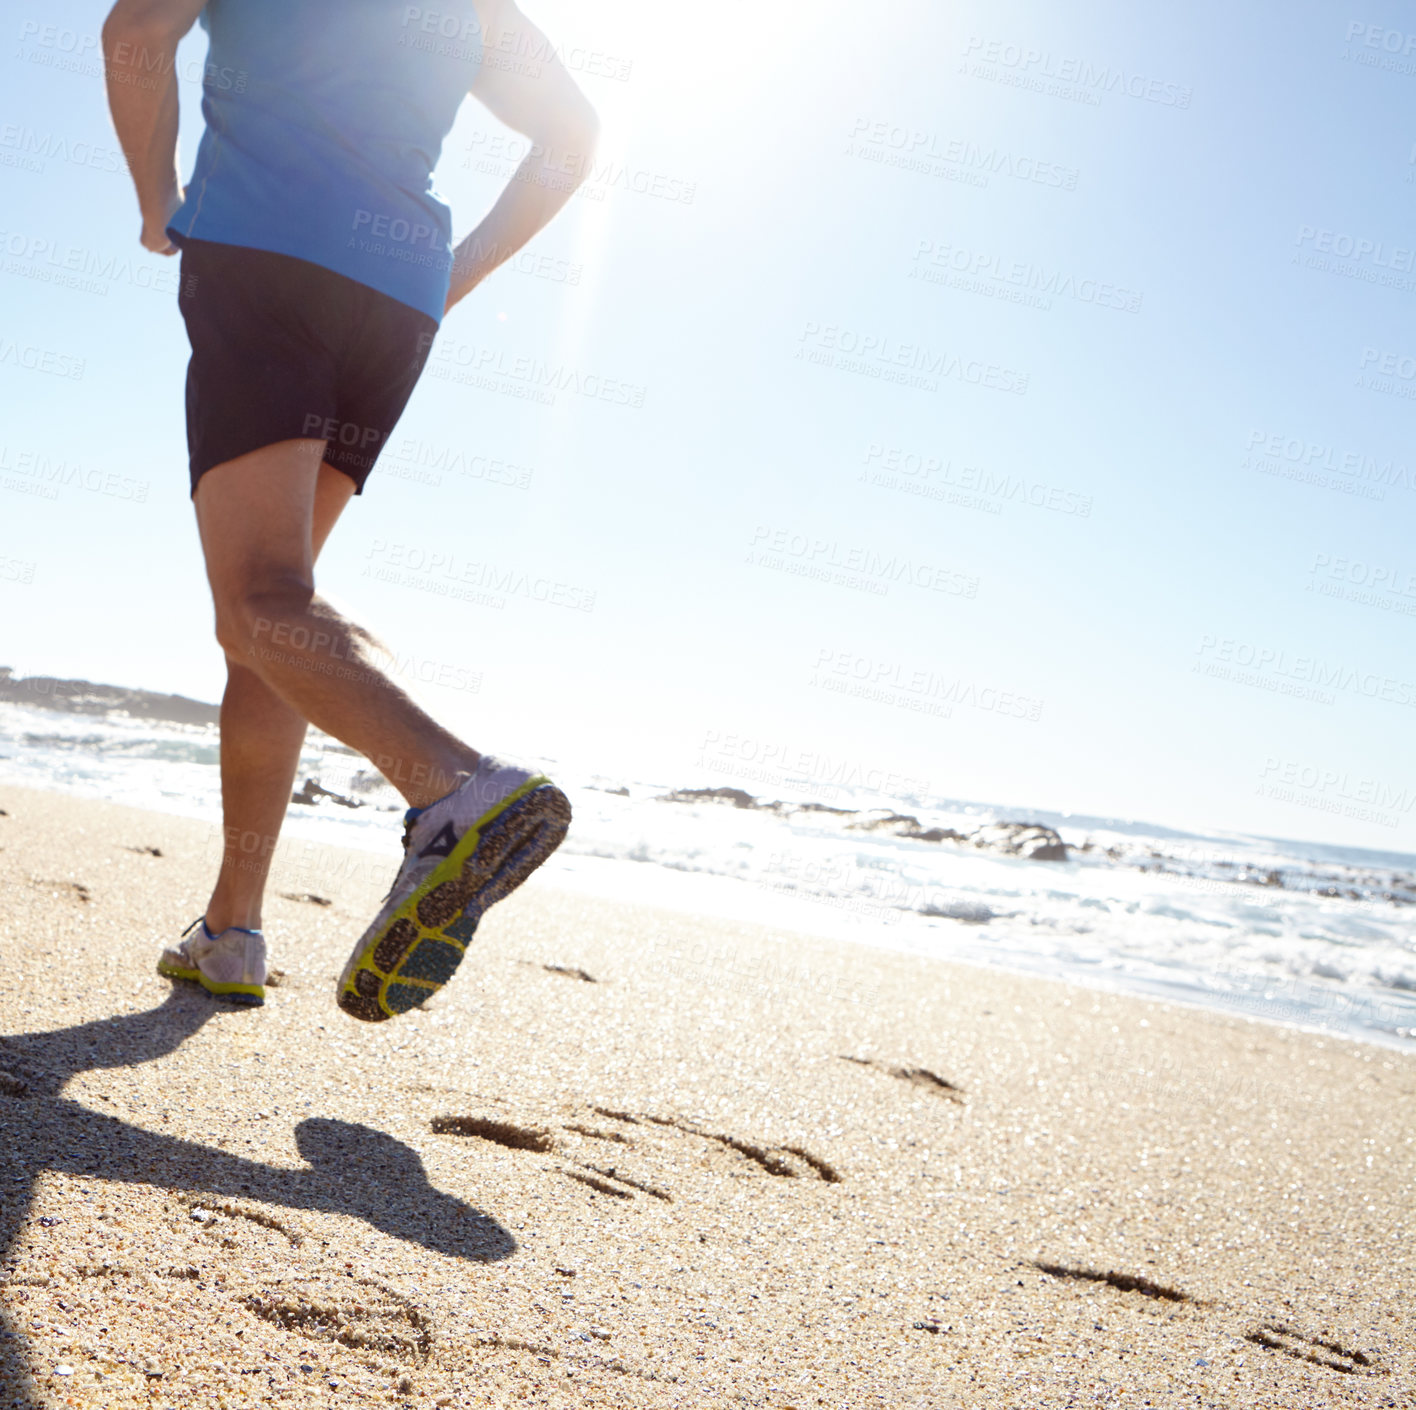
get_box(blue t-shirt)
[169,0,483,321]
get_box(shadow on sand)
[0,987,514,1402]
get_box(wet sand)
[0,783,1411,1408]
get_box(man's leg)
[195,438,481,813]
[203,461,358,934]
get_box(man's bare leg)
[202,666,307,933]
[202,462,358,934]
[194,439,481,814]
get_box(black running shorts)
[176,238,438,495]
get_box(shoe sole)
[157,959,265,1007]
[337,779,571,1023]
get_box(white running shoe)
[159,918,267,1006]
[336,756,571,1022]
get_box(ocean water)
[1,698,1413,1051]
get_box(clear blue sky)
[2,0,1414,851]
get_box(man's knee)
[214,578,317,658]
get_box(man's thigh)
[193,441,353,604]
[312,459,356,560]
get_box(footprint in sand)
[1032,1262,1193,1303]
[430,1112,656,1200]
[29,877,92,904]
[562,1122,631,1145]
[430,1116,555,1153]
[1034,1263,1382,1379]
[516,960,599,983]
[841,1056,964,1103]
[167,1198,435,1369]
[562,1169,666,1200]
[1245,1322,1379,1376]
[632,1113,841,1184]
[430,1103,842,1203]
[542,964,597,983]
[242,1274,434,1364]
[182,1195,305,1248]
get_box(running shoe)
[337,756,571,1022]
[158,918,267,1005]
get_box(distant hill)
[0,667,220,728]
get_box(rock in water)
[969,822,1068,861]
[655,786,760,809]
[847,811,966,843]
[290,778,363,809]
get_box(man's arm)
[445,0,600,314]
[102,0,207,254]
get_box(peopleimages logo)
[811,647,1044,722]
[862,443,1093,517]
[1307,552,1416,619]
[399,7,634,80]
[400,7,482,41]
[0,556,37,585]
[430,340,647,408]
[911,239,1143,313]
[0,124,126,174]
[0,444,148,503]
[1356,346,1416,401]
[0,338,84,380]
[1310,552,1416,599]
[351,209,444,250]
[364,539,597,613]
[1358,347,1416,378]
[960,36,1192,107]
[1243,429,1416,496]
[1342,20,1416,75]
[385,437,535,490]
[463,132,695,205]
[1295,226,1414,270]
[0,228,182,297]
[16,20,247,92]
[797,323,1029,396]
[748,525,980,598]
[1194,634,1416,708]
[697,729,932,800]
[1345,21,1416,54]
[1258,757,1416,817]
[845,118,1080,190]
[1293,225,1416,292]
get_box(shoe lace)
[378,813,421,905]
[171,916,205,963]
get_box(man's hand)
[140,186,183,255]
[443,0,599,316]
[103,0,206,251]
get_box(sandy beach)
[0,782,1411,1409]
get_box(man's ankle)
[204,902,263,935]
[403,755,480,810]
